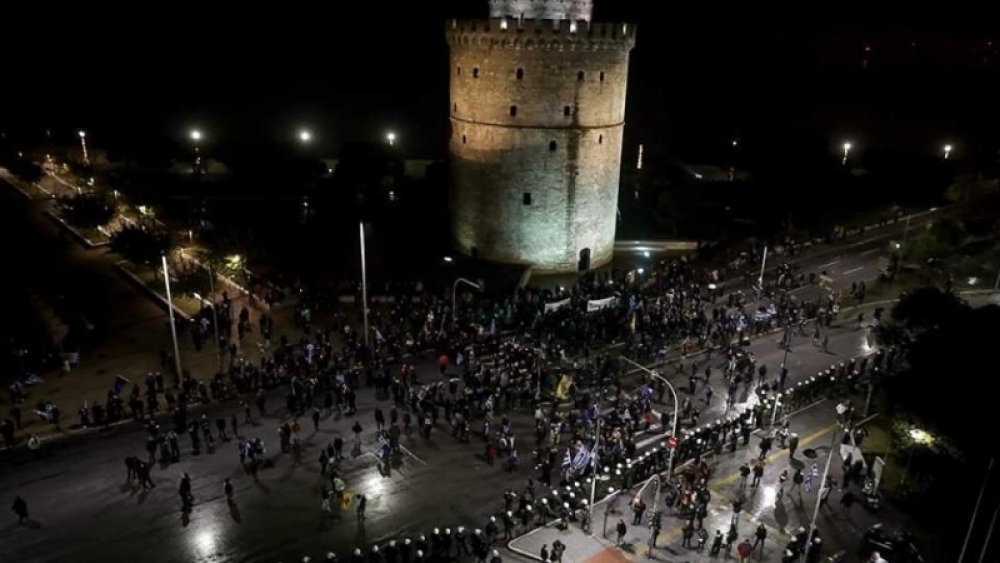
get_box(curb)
[43,208,109,249]
[112,260,193,322]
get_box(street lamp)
[386,132,397,147]
[842,142,852,165]
[943,144,953,159]
[299,129,312,143]
[190,129,203,174]
[190,129,202,142]
[78,130,90,164]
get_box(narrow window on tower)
[462,135,467,144]
[549,141,557,152]
[600,71,606,82]
[577,71,585,82]
[473,68,480,78]
[516,68,524,80]
[563,105,572,117]
[523,193,532,205]
[510,105,518,117]
[457,66,461,76]
[453,103,458,113]
[599,134,604,144]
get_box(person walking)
[737,538,753,562]
[352,421,363,449]
[752,523,766,556]
[356,494,367,521]
[752,462,765,488]
[616,519,627,546]
[11,496,28,524]
[840,490,856,517]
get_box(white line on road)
[397,444,428,466]
[817,259,841,269]
[860,248,879,256]
[842,266,865,275]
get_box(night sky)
[2,2,997,161]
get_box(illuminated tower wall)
[447,7,635,272]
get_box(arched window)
[510,105,518,117]
[599,71,605,82]
[549,141,557,152]
[473,68,480,78]
[516,68,524,80]
[462,135,467,144]
[577,71,585,82]
[457,66,462,76]
[563,105,572,117]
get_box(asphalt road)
[0,304,892,563]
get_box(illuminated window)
[563,106,571,117]
[473,68,480,78]
[549,141,557,151]
[523,193,532,205]
[510,105,518,117]
[577,71,585,81]
[516,68,524,80]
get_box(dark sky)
[2,1,997,160]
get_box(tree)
[171,263,213,299]
[946,174,1000,203]
[60,194,117,229]
[907,219,965,262]
[110,225,173,266]
[881,288,1000,458]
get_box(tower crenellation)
[489,0,594,22]
[448,2,634,272]
[446,18,635,51]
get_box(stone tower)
[447,0,635,272]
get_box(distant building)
[447,0,635,272]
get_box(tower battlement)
[489,0,593,21]
[446,18,635,51]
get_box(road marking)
[842,266,864,275]
[860,248,879,256]
[712,422,840,488]
[397,444,428,466]
[817,259,841,269]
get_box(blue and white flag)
[571,443,593,472]
[372,435,390,457]
[562,449,573,468]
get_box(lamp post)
[190,129,203,174]
[620,356,679,482]
[842,142,852,166]
[78,130,89,164]
[959,458,994,563]
[804,429,839,558]
[359,221,369,347]
[944,144,953,160]
[386,132,397,147]
[193,292,223,372]
[299,129,312,143]
[753,244,768,314]
[452,278,482,325]
[161,254,183,380]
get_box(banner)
[587,297,616,312]
[544,298,571,314]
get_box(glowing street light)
[386,132,397,147]
[189,129,204,173]
[943,144,952,159]
[190,129,203,142]
[299,129,312,143]
[842,142,852,165]
[78,130,89,164]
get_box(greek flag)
[571,443,593,472]
[562,449,572,468]
[372,435,390,457]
